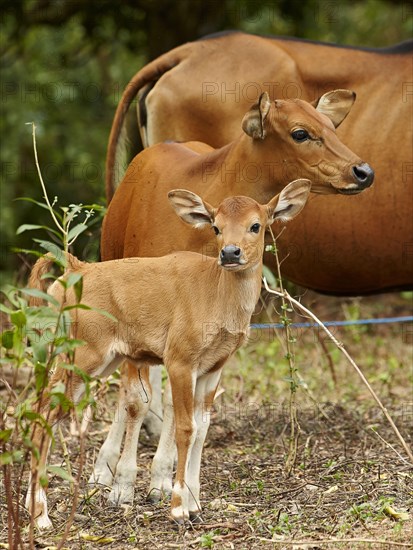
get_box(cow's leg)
[88,363,128,487]
[187,368,222,521]
[108,363,151,505]
[148,380,175,502]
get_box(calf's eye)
[212,225,220,235]
[250,223,261,233]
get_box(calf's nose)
[352,162,374,188]
[220,245,242,265]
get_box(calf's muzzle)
[220,245,242,266]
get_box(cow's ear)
[242,92,271,139]
[313,89,356,128]
[168,189,215,227]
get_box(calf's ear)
[168,189,215,227]
[266,179,312,224]
[313,89,356,128]
[242,92,271,139]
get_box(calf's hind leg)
[108,362,152,505]
[26,347,118,529]
[90,363,163,490]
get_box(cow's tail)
[28,252,84,307]
[105,43,191,203]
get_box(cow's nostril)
[234,248,241,257]
[352,163,375,187]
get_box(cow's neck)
[207,135,286,202]
[274,38,409,98]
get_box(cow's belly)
[272,181,413,294]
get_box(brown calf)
[26,180,311,528]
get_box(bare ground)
[1,291,412,549]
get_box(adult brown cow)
[106,31,412,295]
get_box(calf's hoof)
[88,465,114,488]
[146,487,172,504]
[108,483,135,506]
[189,511,203,524]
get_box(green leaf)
[48,465,75,483]
[65,272,83,305]
[262,265,277,288]
[63,303,91,312]
[66,273,82,287]
[20,288,59,308]
[0,429,12,442]
[15,197,64,223]
[33,239,63,258]
[73,275,83,303]
[95,308,117,322]
[34,362,48,393]
[16,224,60,238]
[32,342,48,363]
[11,248,45,260]
[0,303,12,315]
[10,310,27,328]
[67,223,87,242]
[1,329,14,349]
[0,452,13,466]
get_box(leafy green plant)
[0,123,105,549]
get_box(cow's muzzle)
[337,162,375,195]
[352,162,374,187]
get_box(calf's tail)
[28,251,84,307]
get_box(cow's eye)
[250,223,261,234]
[212,225,220,235]
[291,129,309,142]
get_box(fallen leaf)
[383,504,409,521]
[80,532,115,544]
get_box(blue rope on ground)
[250,316,413,330]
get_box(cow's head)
[242,91,374,194]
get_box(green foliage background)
[0,0,412,282]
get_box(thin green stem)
[27,122,65,235]
[268,226,300,474]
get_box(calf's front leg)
[187,368,222,521]
[168,363,197,524]
[148,380,175,502]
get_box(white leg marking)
[108,367,151,505]
[148,382,175,501]
[89,391,127,487]
[187,370,222,516]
